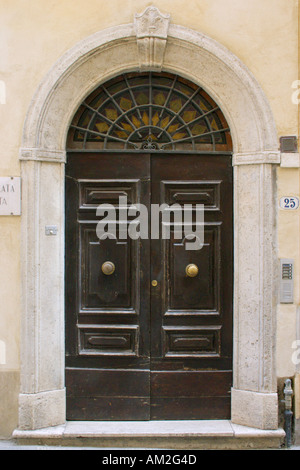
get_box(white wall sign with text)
[0,177,21,215]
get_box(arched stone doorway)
[65,71,233,420]
[17,8,280,431]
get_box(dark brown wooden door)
[150,154,233,419]
[65,152,233,420]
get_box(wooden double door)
[65,152,233,420]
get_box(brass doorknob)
[101,261,115,275]
[185,264,199,277]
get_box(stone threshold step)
[13,421,285,450]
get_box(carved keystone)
[134,6,170,71]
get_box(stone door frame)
[17,8,280,430]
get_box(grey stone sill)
[13,420,285,439]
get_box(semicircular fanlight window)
[67,72,232,152]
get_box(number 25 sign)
[279,196,299,210]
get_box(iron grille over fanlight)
[67,72,232,152]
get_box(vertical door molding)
[17,10,280,430]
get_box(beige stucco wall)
[0,0,299,436]
[277,167,299,379]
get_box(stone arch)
[20,20,278,160]
[17,8,280,431]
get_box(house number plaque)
[279,196,299,210]
[0,177,21,215]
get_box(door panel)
[65,152,233,420]
[65,153,151,420]
[66,369,150,420]
[150,154,233,419]
[82,228,131,307]
[169,227,219,311]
